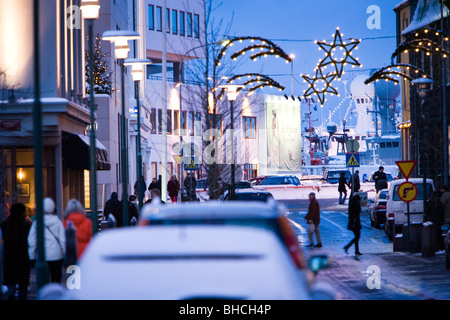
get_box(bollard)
[422,221,436,258]
[403,223,422,253]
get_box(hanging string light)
[315,28,362,79]
[364,63,431,85]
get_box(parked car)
[235,180,253,189]
[249,176,271,185]
[368,190,389,229]
[56,225,330,300]
[258,175,301,186]
[321,169,351,184]
[222,189,274,202]
[384,178,434,239]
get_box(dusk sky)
[213,0,401,127]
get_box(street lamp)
[81,0,100,235]
[124,58,152,210]
[102,30,140,226]
[290,54,296,96]
[218,84,245,200]
[412,77,433,252]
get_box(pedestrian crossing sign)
[346,153,360,167]
[184,158,199,171]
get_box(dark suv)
[322,170,351,184]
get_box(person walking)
[440,186,450,224]
[167,175,181,203]
[184,173,197,201]
[373,166,387,193]
[344,194,363,258]
[148,178,158,192]
[338,172,349,205]
[305,192,322,248]
[349,170,361,198]
[63,199,92,260]
[104,192,121,224]
[28,198,66,283]
[1,203,32,300]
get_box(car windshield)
[260,177,285,185]
[235,193,272,201]
[392,183,433,201]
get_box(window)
[181,111,187,135]
[393,141,399,148]
[188,111,194,136]
[148,5,155,30]
[194,14,200,38]
[380,142,386,148]
[158,109,162,134]
[166,8,170,33]
[195,112,202,136]
[208,113,223,134]
[174,110,180,135]
[243,116,256,139]
[156,6,162,31]
[179,11,185,36]
[187,13,192,37]
[167,110,172,135]
[150,108,156,134]
[386,142,392,148]
[172,10,178,34]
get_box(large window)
[174,110,180,135]
[167,110,173,135]
[148,5,155,30]
[156,6,162,32]
[187,13,192,37]
[194,14,200,38]
[208,113,223,134]
[172,10,178,34]
[188,111,194,136]
[166,8,170,33]
[150,108,156,134]
[195,112,202,136]
[243,116,256,139]
[181,111,187,135]
[179,11,185,36]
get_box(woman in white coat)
[28,198,66,283]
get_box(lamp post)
[81,0,100,235]
[440,0,449,186]
[102,30,140,226]
[290,54,296,96]
[218,84,245,200]
[412,77,434,223]
[33,0,48,290]
[124,58,152,210]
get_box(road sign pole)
[407,201,411,253]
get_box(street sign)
[346,153,360,167]
[396,160,417,181]
[173,155,182,164]
[184,158,199,171]
[346,139,360,153]
[397,181,418,203]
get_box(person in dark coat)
[155,175,162,193]
[148,178,158,192]
[167,175,180,203]
[338,172,350,205]
[104,192,121,225]
[305,193,322,248]
[373,166,387,193]
[349,170,361,198]
[1,203,32,300]
[344,195,363,257]
[184,173,197,201]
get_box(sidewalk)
[312,250,450,300]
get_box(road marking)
[320,215,348,232]
[288,218,307,234]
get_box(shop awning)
[62,131,111,171]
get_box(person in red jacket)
[305,192,322,248]
[63,199,92,259]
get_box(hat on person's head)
[355,170,359,174]
[43,197,55,214]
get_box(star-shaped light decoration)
[315,28,361,78]
[302,68,338,105]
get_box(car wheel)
[384,222,393,240]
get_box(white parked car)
[51,225,330,300]
[385,178,434,237]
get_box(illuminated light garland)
[216,73,285,100]
[216,36,293,66]
[364,63,431,85]
[315,28,362,78]
[302,68,338,105]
